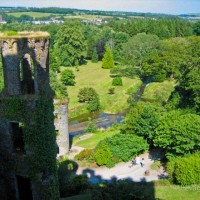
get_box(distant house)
[0,15,7,24]
[82,17,109,25]
[32,18,64,25]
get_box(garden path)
[68,146,168,184]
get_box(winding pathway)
[68,146,168,184]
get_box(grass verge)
[73,130,119,149]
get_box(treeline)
[106,19,193,39]
[0,7,176,18]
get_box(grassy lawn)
[155,185,200,200]
[61,185,200,200]
[142,80,175,104]
[73,130,119,149]
[7,12,56,18]
[65,61,142,117]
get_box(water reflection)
[69,111,124,138]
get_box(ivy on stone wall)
[0,96,59,199]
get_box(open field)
[73,130,119,149]
[62,184,200,200]
[65,61,142,117]
[7,12,57,18]
[155,185,200,200]
[142,80,175,103]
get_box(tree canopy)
[54,21,86,66]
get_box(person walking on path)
[140,158,145,167]
[135,156,140,165]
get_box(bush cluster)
[74,149,94,161]
[78,87,100,112]
[60,69,75,86]
[92,133,148,167]
[112,77,123,86]
[85,120,97,133]
[167,154,200,186]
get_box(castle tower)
[0,32,59,200]
[54,103,69,158]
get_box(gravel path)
[69,146,168,184]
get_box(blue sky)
[0,0,200,14]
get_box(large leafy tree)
[121,103,164,145]
[54,21,86,66]
[113,31,129,62]
[154,110,200,157]
[121,33,160,67]
[166,36,200,111]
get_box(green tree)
[77,87,100,112]
[121,103,164,145]
[54,21,86,66]
[112,77,123,86]
[85,118,97,133]
[168,154,200,186]
[93,140,113,167]
[91,48,98,63]
[50,70,67,98]
[121,33,160,67]
[106,134,149,162]
[102,46,114,69]
[86,95,100,112]
[78,87,98,103]
[61,69,75,86]
[50,49,60,72]
[193,21,200,35]
[154,111,200,157]
[113,31,129,62]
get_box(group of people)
[131,156,145,167]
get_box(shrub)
[85,119,97,133]
[61,174,89,197]
[107,134,149,162]
[108,88,115,94]
[61,69,75,86]
[78,87,98,103]
[173,154,200,186]
[93,140,114,167]
[112,77,123,86]
[92,48,98,63]
[74,149,94,161]
[58,158,79,197]
[86,96,100,112]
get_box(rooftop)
[0,31,50,39]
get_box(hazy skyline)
[0,0,200,14]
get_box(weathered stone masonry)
[0,32,61,200]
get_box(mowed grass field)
[65,61,142,117]
[7,12,56,18]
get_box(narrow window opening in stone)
[16,175,33,200]
[20,54,35,94]
[10,122,25,152]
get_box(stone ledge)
[0,31,50,39]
